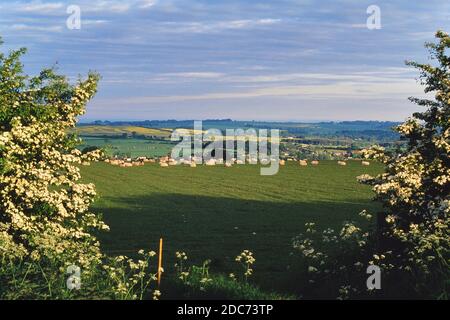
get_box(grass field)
[81,160,383,294]
[78,137,175,158]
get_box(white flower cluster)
[235,250,255,280]
[0,69,107,270]
[291,31,449,299]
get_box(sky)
[0,0,449,122]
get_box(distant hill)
[77,120,401,141]
[71,125,172,137]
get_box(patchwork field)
[78,137,175,158]
[72,125,172,137]
[81,161,383,294]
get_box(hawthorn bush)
[292,31,449,299]
[0,38,160,299]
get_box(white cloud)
[139,0,157,9]
[95,73,425,106]
[350,24,368,29]
[19,1,64,13]
[158,18,282,33]
[82,1,131,13]
[10,23,63,32]
[82,19,109,26]
[162,72,225,79]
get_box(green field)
[81,161,383,294]
[78,137,175,158]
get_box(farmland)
[78,137,175,158]
[72,125,172,137]
[81,160,383,294]
[73,121,403,162]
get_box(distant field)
[81,161,383,294]
[78,137,175,158]
[72,125,172,137]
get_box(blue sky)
[0,0,449,121]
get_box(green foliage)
[169,272,293,300]
[291,30,450,299]
[169,252,292,300]
[0,38,162,302]
[0,250,159,300]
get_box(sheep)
[236,159,244,165]
[160,162,169,167]
[299,160,308,166]
[190,162,197,168]
[279,160,286,166]
[362,161,370,166]
[311,160,319,165]
[337,161,347,166]
[205,159,216,166]
[225,162,232,167]
[120,163,132,168]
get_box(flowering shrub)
[102,250,158,300]
[0,38,108,273]
[0,38,162,300]
[291,31,449,299]
[291,218,375,299]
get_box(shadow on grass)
[92,193,380,295]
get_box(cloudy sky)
[0,0,449,121]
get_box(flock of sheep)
[105,157,155,167]
[104,156,371,168]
